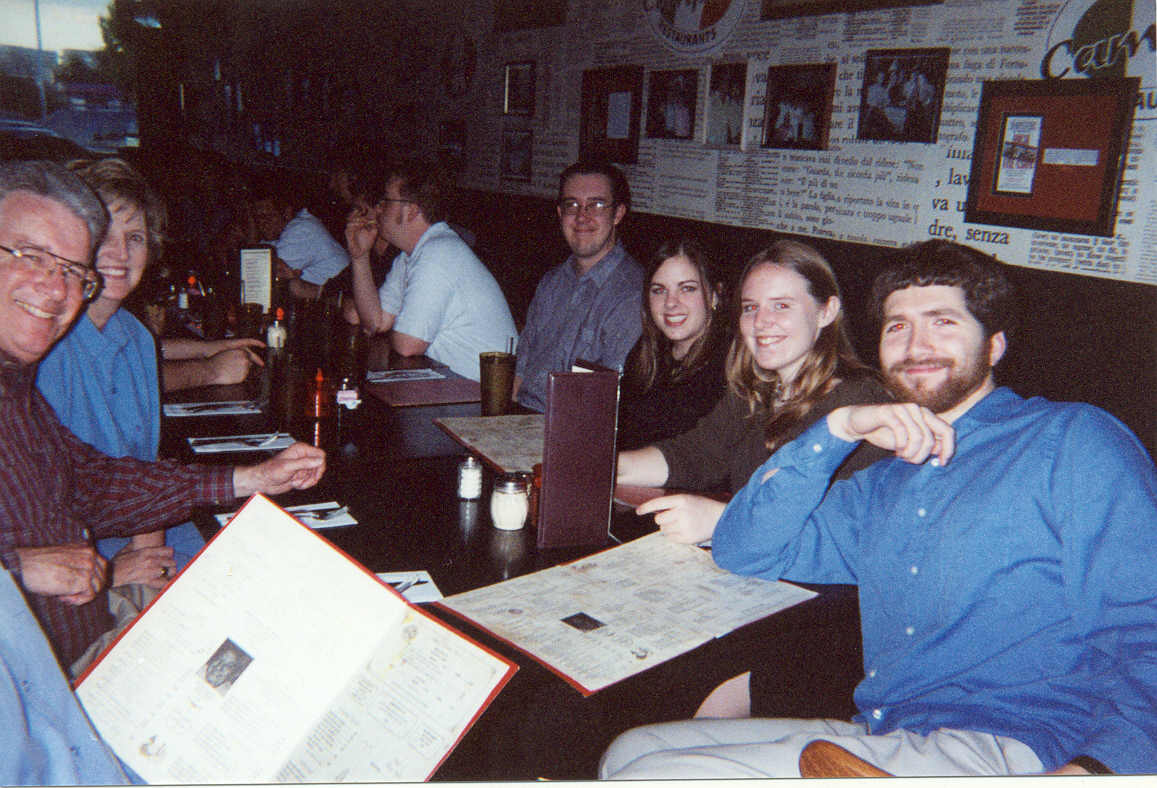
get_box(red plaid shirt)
[0,358,235,667]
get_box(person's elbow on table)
[390,331,429,357]
[232,443,327,498]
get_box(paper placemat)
[366,368,446,383]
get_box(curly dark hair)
[871,240,1017,341]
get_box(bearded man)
[599,239,1157,777]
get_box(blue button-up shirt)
[515,242,643,411]
[714,387,1157,774]
[0,570,128,784]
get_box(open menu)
[75,495,516,783]
[439,532,816,695]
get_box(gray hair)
[0,160,109,255]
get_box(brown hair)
[725,239,871,452]
[624,237,726,393]
[69,158,167,263]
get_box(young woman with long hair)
[617,237,729,449]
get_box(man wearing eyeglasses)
[345,158,516,381]
[0,161,325,678]
[513,161,644,411]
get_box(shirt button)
[909,566,919,575]
[930,458,940,467]
[868,668,877,678]
[905,625,915,636]
[812,443,822,453]
[917,507,927,518]
[872,708,883,720]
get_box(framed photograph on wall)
[761,63,836,151]
[965,77,1139,237]
[645,69,699,140]
[856,47,949,144]
[501,128,533,181]
[504,61,535,116]
[579,65,644,164]
[707,62,746,148]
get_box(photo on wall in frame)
[761,63,836,151]
[501,128,533,181]
[579,65,644,164]
[965,77,1139,237]
[504,61,535,116]
[645,69,699,140]
[857,47,949,144]
[707,62,746,147]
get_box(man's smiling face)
[0,191,92,364]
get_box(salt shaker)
[490,472,529,531]
[457,456,483,500]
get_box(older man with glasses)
[513,160,644,411]
[0,160,326,675]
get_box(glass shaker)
[490,472,529,531]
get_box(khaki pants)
[69,583,160,679]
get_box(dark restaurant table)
[161,333,864,780]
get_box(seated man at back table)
[514,161,644,411]
[601,239,1157,777]
[0,160,326,673]
[345,158,516,381]
[251,178,349,301]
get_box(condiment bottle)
[490,473,529,531]
[266,307,287,349]
[458,456,483,500]
[306,369,333,419]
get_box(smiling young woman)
[617,237,728,450]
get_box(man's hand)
[827,403,956,466]
[345,205,379,260]
[14,544,107,605]
[112,544,176,589]
[637,494,727,544]
[232,442,327,498]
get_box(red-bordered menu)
[75,494,515,782]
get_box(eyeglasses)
[558,198,614,218]
[0,243,102,301]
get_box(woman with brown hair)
[617,237,729,450]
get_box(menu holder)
[537,360,620,549]
[238,245,274,311]
[75,494,516,783]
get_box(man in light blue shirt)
[252,189,349,301]
[514,161,643,411]
[346,160,516,380]
[602,240,1156,777]
[1,569,128,785]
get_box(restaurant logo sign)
[1040,0,1155,79]
[644,0,746,56]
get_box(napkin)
[365,368,446,383]
[215,501,358,530]
[188,433,294,453]
[165,400,263,417]
[376,571,443,603]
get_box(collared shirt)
[713,387,1157,773]
[0,358,235,668]
[515,241,643,411]
[273,208,349,286]
[35,308,205,567]
[0,569,128,785]
[36,309,160,462]
[376,222,517,380]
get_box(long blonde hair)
[725,240,870,452]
